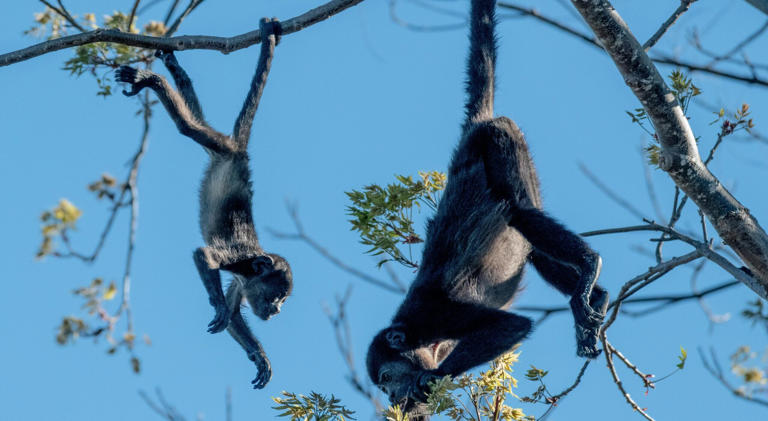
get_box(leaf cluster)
[26,8,168,96]
[37,198,82,259]
[272,391,356,421]
[388,351,534,421]
[346,171,446,268]
[729,346,768,396]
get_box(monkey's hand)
[410,371,441,402]
[115,66,155,97]
[248,352,272,389]
[207,298,231,334]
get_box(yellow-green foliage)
[730,346,768,397]
[37,198,82,259]
[272,391,356,421]
[384,351,534,421]
[26,8,169,96]
[346,171,446,268]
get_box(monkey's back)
[199,152,260,250]
[415,127,539,309]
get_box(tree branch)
[497,2,768,88]
[0,0,366,67]
[570,0,768,300]
[642,0,698,51]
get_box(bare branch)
[578,162,648,220]
[642,0,698,51]
[139,388,188,421]
[569,0,768,297]
[39,0,86,33]
[1,0,366,67]
[128,0,142,32]
[601,336,656,421]
[165,0,205,37]
[496,2,768,88]
[323,287,384,410]
[269,203,406,294]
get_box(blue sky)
[1,0,767,420]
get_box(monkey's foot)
[115,66,153,97]
[207,304,231,334]
[571,296,605,359]
[249,353,272,389]
[575,324,602,359]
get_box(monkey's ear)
[252,255,274,276]
[384,327,407,350]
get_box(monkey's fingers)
[251,366,272,389]
[206,308,230,333]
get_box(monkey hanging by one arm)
[116,17,290,389]
[366,0,608,416]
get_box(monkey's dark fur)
[115,18,290,389]
[366,0,608,415]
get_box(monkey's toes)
[115,66,138,83]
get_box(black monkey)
[115,18,290,389]
[366,0,608,413]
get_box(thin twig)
[269,203,406,294]
[39,0,86,32]
[128,0,142,32]
[578,162,647,220]
[165,0,204,37]
[601,336,656,421]
[164,0,182,26]
[643,0,698,51]
[494,2,768,88]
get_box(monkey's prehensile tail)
[464,0,497,129]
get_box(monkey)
[115,18,290,389]
[365,0,608,415]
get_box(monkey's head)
[366,328,436,414]
[242,253,293,320]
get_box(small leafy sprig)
[272,391,356,421]
[729,346,768,397]
[26,8,168,96]
[626,70,702,166]
[346,171,446,268]
[383,351,534,421]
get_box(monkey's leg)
[475,117,605,358]
[512,209,604,358]
[115,66,235,154]
[231,18,281,146]
[225,284,272,389]
[156,50,205,121]
[530,251,609,317]
[193,248,231,334]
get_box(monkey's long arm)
[193,248,230,334]
[225,283,272,389]
[115,66,235,154]
[157,50,205,121]
[435,306,531,377]
[232,18,280,145]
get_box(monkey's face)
[367,329,429,408]
[243,254,293,320]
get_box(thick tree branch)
[0,0,366,67]
[570,0,768,300]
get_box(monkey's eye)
[380,373,392,383]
